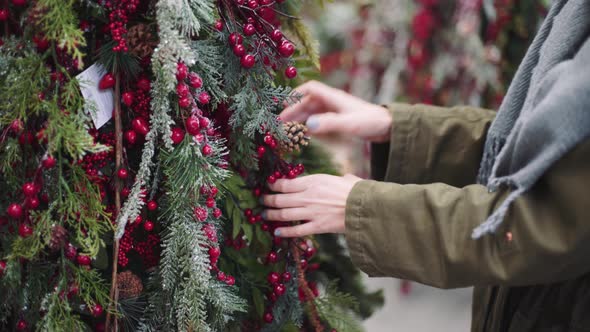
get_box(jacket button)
[505,232,513,242]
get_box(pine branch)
[314,281,364,332]
[34,0,86,67]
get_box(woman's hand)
[281,81,392,142]
[262,174,362,237]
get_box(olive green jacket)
[344,104,590,331]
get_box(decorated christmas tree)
[0,0,382,331]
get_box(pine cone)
[280,121,310,152]
[127,24,158,59]
[117,271,144,299]
[49,225,68,251]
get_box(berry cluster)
[217,0,298,78]
[118,215,161,268]
[195,185,237,287]
[104,0,140,52]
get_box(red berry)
[186,116,201,136]
[273,283,286,296]
[217,271,226,281]
[258,7,275,21]
[122,92,134,106]
[285,66,297,79]
[0,260,6,276]
[267,272,280,284]
[65,244,77,260]
[198,91,211,104]
[10,119,23,133]
[147,200,158,211]
[281,271,291,282]
[41,156,57,169]
[257,146,266,157]
[263,134,273,145]
[189,73,203,89]
[229,33,243,46]
[25,197,39,209]
[132,117,150,136]
[286,170,296,179]
[125,130,137,145]
[266,251,278,264]
[267,175,276,184]
[199,117,210,128]
[225,275,236,286]
[300,258,308,269]
[176,83,190,98]
[0,9,8,21]
[18,224,32,238]
[178,97,191,108]
[98,73,116,90]
[7,203,22,219]
[247,0,258,9]
[143,220,154,232]
[244,208,252,217]
[263,312,273,323]
[194,133,205,144]
[243,23,256,36]
[117,168,128,179]
[12,0,26,6]
[77,255,91,266]
[233,43,246,57]
[16,319,27,331]
[205,197,215,208]
[240,54,256,68]
[91,304,104,317]
[194,207,208,221]
[214,19,224,31]
[213,208,222,218]
[137,77,151,91]
[176,62,189,81]
[170,127,185,144]
[270,29,283,42]
[278,41,295,57]
[209,246,221,259]
[22,182,36,197]
[202,145,213,156]
[121,187,130,197]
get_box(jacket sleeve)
[371,103,495,186]
[346,138,590,289]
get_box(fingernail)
[274,229,281,237]
[261,210,268,220]
[306,115,319,132]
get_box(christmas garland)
[0,0,380,331]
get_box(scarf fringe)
[477,136,505,186]
[472,187,524,239]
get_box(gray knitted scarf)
[473,0,590,238]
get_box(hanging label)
[77,63,114,129]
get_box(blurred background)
[303,0,549,330]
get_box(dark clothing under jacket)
[344,103,590,331]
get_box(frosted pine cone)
[280,121,310,152]
[49,225,68,251]
[127,24,158,59]
[117,271,144,299]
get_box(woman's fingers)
[274,221,318,238]
[268,177,309,193]
[262,193,306,208]
[263,207,310,222]
[280,96,317,122]
[280,81,344,121]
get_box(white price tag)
[77,63,114,129]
